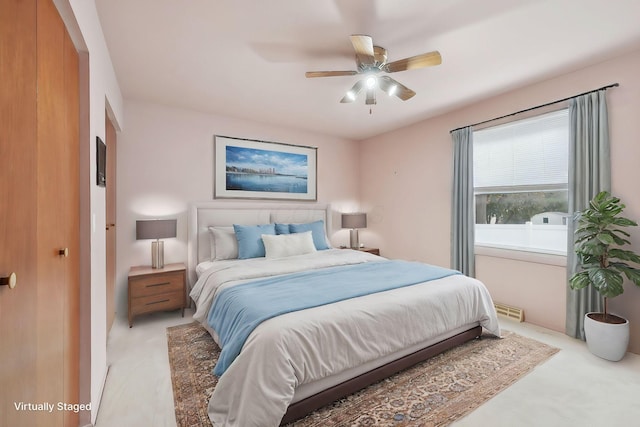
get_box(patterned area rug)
[167,322,558,427]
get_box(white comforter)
[190,249,501,427]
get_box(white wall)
[58,1,123,423]
[115,100,362,318]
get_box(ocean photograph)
[225,145,308,193]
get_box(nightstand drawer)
[131,291,183,316]
[129,271,183,298]
[128,263,186,327]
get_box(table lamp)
[136,219,177,268]
[341,213,367,249]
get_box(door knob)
[1,272,17,289]
[59,248,69,257]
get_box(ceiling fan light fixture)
[366,76,377,89]
[306,35,441,106]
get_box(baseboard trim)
[91,364,110,425]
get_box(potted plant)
[569,191,640,361]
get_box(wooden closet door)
[1,1,79,424]
[62,14,81,427]
[36,0,80,426]
[36,0,67,425]
[0,0,39,424]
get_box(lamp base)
[349,229,359,249]
[151,240,164,269]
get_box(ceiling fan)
[305,35,442,105]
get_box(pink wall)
[475,251,567,331]
[360,48,640,354]
[116,100,361,317]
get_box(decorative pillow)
[274,223,291,235]
[233,223,276,259]
[289,220,330,250]
[262,231,317,259]
[208,226,238,260]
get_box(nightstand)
[128,262,186,327]
[357,247,380,256]
[341,247,380,256]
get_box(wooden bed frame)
[280,325,482,424]
[188,202,483,425]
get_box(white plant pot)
[584,312,629,362]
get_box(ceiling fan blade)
[305,70,358,78]
[384,50,442,73]
[350,34,375,65]
[340,80,365,103]
[365,86,376,105]
[379,76,416,101]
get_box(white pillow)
[208,226,238,260]
[262,231,317,259]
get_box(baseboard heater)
[494,302,524,322]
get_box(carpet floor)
[167,322,558,427]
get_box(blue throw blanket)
[208,260,460,376]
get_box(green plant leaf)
[609,249,640,264]
[571,191,640,299]
[576,253,599,264]
[616,264,640,287]
[569,271,591,290]
[611,234,631,246]
[596,233,615,245]
[611,217,638,227]
[578,240,606,256]
[610,227,632,237]
[588,268,624,298]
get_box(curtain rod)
[449,83,619,134]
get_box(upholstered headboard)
[187,202,331,286]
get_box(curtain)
[451,127,475,277]
[566,90,611,339]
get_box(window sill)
[475,244,567,267]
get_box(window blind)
[473,109,569,190]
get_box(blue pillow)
[274,223,291,235]
[233,224,276,259]
[289,220,329,250]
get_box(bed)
[187,202,501,427]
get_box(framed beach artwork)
[214,135,318,201]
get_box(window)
[473,109,569,255]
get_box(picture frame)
[96,136,106,187]
[214,135,317,201]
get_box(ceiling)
[95,0,640,140]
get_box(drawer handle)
[146,299,170,306]
[146,282,170,288]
